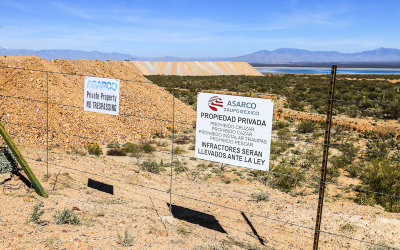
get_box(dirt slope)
[0,56,195,148]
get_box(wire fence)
[0,64,399,249]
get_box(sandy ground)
[0,142,399,250]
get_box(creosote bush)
[106,148,127,156]
[251,192,270,202]
[270,165,305,193]
[140,160,166,174]
[296,121,316,133]
[272,120,289,130]
[356,158,400,212]
[84,143,102,156]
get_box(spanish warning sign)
[195,92,274,171]
[84,76,120,116]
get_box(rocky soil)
[0,56,195,148]
[0,144,399,249]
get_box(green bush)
[270,165,305,193]
[54,208,81,225]
[251,192,270,202]
[122,142,142,153]
[173,146,185,154]
[106,148,127,156]
[277,127,291,139]
[141,143,155,153]
[346,165,360,178]
[140,161,165,174]
[296,121,316,133]
[117,228,134,247]
[28,204,45,224]
[356,159,400,212]
[174,164,189,173]
[270,140,292,155]
[175,135,192,145]
[272,120,289,130]
[84,143,102,156]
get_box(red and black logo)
[208,96,223,111]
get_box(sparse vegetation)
[54,208,81,225]
[296,121,316,133]
[140,160,166,174]
[117,228,134,247]
[27,204,45,225]
[356,158,400,212]
[251,192,270,202]
[106,148,127,156]
[173,146,185,154]
[84,143,102,156]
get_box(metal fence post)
[46,72,49,178]
[169,87,175,213]
[313,65,337,249]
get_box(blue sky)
[0,0,399,57]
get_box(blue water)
[257,67,400,75]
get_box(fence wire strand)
[1,65,399,249]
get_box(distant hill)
[228,48,400,64]
[0,48,135,61]
[1,47,400,64]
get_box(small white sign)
[195,92,274,171]
[84,76,120,116]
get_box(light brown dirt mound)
[0,56,195,148]
[126,61,263,76]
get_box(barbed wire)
[0,93,194,126]
[4,117,400,200]
[23,155,395,248]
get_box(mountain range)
[1,47,400,64]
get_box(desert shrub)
[346,165,361,178]
[106,148,127,156]
[277,127,291,139]
[299,148,320,170]
[296,121,316,133]
[140,161,165,174]
[175,135,192,145]
[272,120,289,130]
[117,228,134,247]
[173,146,185,154]
[287,98,305,111]
[356,159,400,212]
[54,208,81,225]
[141,143,155,153]
[28,204,45,224]
[366,138,398,161]
[174,163,189,173]
[251,192,270,202]
[123,142,142,153]
[84,143,102,156]
[270,165,305,193]
[270,140,292,155]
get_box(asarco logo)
[208,96,223,111]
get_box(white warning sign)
[195,92,274,171]
[84,76,120,116]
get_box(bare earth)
[0,143,399,249]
